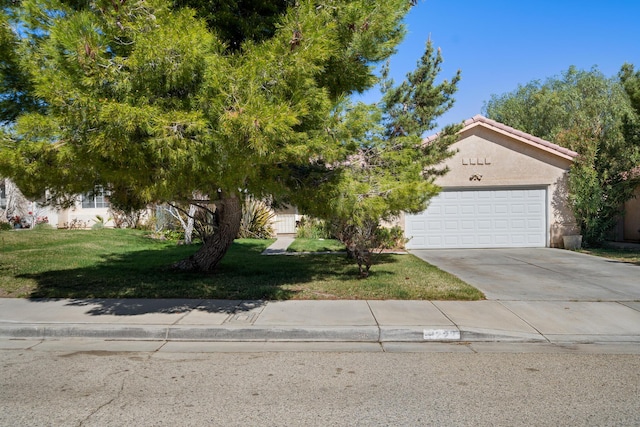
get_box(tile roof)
[425,114,579,161]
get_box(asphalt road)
[2,348,639,426]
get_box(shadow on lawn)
[19,240,400,311]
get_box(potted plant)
[562,234,582,250]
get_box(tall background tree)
[483,66,640,245]
[620,63,640,175]
[0,0,415,271]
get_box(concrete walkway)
[261,236,295,255]
[1,297,639,345]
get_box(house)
[403,115,579,249]
[3,115,638,243]
[56,190,115,228]
[0,178,116,228]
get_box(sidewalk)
[1,298,639,344]
[261,236,295,255]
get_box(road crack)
[78,370,129,427]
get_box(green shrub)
[108,207,145,229]
[330,221,407,278]
[375,226,408,250]
[147,229,185,242]
[238,197,275,239]
[91,215,106,230]
[0,222,13,231]
[296,217,332,239]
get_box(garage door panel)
[528,219,543,228]
[494,235,510,244]
[461,220,474,230]
[477,235,493,244]
[478,204,492,214]
[444,236,458,246]
[427,220,441,230]
[493,192,508,199]
[460,235,476,244]
[528,204,543,214]
[444,205,458,215]
[410,220,425,231]
[405,188,546,249]
[511,236,526,244]
[461,204,475,214]
[444,220,458,229]
[495,219,508,229]
[426,236,442,245]
[477,220,492,230]
[499,206,511,215]
[511,219,526,229]
[429,205,443,215]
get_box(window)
[81,187,110,209]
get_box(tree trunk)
[172,195,242,272]
[183,203,196,245]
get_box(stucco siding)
[435,128,572,187]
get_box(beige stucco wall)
[623,187,640,241]
[402,125,577,247]
[55,197,115,228]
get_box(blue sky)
[358,0,640,130]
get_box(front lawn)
[0,229,483,300]
[287,238,346,253]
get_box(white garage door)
[405,188,547,249]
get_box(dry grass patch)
[579,247,640,265]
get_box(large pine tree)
[0,0,456,271]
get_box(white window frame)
[81,186,110,209]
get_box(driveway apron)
[410,248,640,301]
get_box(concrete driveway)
[411,248,640,301]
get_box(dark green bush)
[296,217,332,239]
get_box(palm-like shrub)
[238,197,275,239]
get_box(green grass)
[0,229,483,300]
[287,238,346,253]
[579,247,640,265]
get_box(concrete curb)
[0,323,556,343]
[0,324,168,340]
[2,297,639,345]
